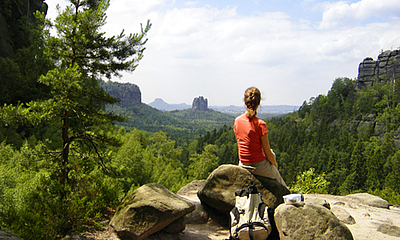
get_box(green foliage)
[268,77,400,204]
[290,168,329,194]
[0,0,152,238]
[187,144,220,180]
[0,139,127,240]
[110,129,188,194]
[0,10,52,106]
[371,188,400,206]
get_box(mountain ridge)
[148,98,299,114]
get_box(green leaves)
[187,144,220,180]
[290,168,329,194]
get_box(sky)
[44,0,400,107]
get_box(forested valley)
[1,0,400,239]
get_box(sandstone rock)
[275,203,354,240]
[347,193,389,209]
[147,231,179,240]
[101,81,141,104]
[177,180,206,196]
[304,196,331,209]
[357,49,400,90]
[331,206,356,225]
[109,183,195,240]
[377,224,400,238]
[184,202,209,224]
[164,217,186,234]
[197,164,290,214]
[192,96,208,111]
[0,229,22,240]
[177,180,209,224]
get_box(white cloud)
[319,0,400,29]
[43,0,400,106]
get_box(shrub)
[290,168,330,194]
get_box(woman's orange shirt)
[234,113,268,163]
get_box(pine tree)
[36,0,151,185]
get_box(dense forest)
[268,77,400,201]
[1,0,400,239]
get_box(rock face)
[0,229,22,240]
[192,96,208,111]
[357,50,400,90]
[109,183,195,240]
[0,0,48,58]
[197,165,290,214]
[275,203,354,240]
[101,80,141,104]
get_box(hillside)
[101,80,236,141]
[106,103,235,142]
[263,50,400,203]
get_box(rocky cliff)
[357,49,400,89]
[354,49,400,148]
[192,96,208,111]
[0,0,48,58]
[101,81,141,105]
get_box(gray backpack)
[229,186,279,240]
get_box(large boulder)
[347,193,389,209]
[197,164,290,214]
[275,203,354,240]
[177,180,209,224]
[109,183,195,240]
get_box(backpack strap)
[235,222,270,233]
[231,207,240,225]
[230,207,239,239]
[258,202,267,219]
[234,221,270,240]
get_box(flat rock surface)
[306,194,400,240]
[65,193,400,240]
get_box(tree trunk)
[61,109,69,185]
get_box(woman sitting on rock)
[234,87,288,188]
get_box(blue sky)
[44,0,400,107]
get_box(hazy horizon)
[148,97,299,107]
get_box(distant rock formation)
[0,0,48,58]
[100,80,141,105]
[192,96,208,111]
[357,49,400,89]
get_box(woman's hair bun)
[244,87,261,118]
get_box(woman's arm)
[261,133,278,168]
